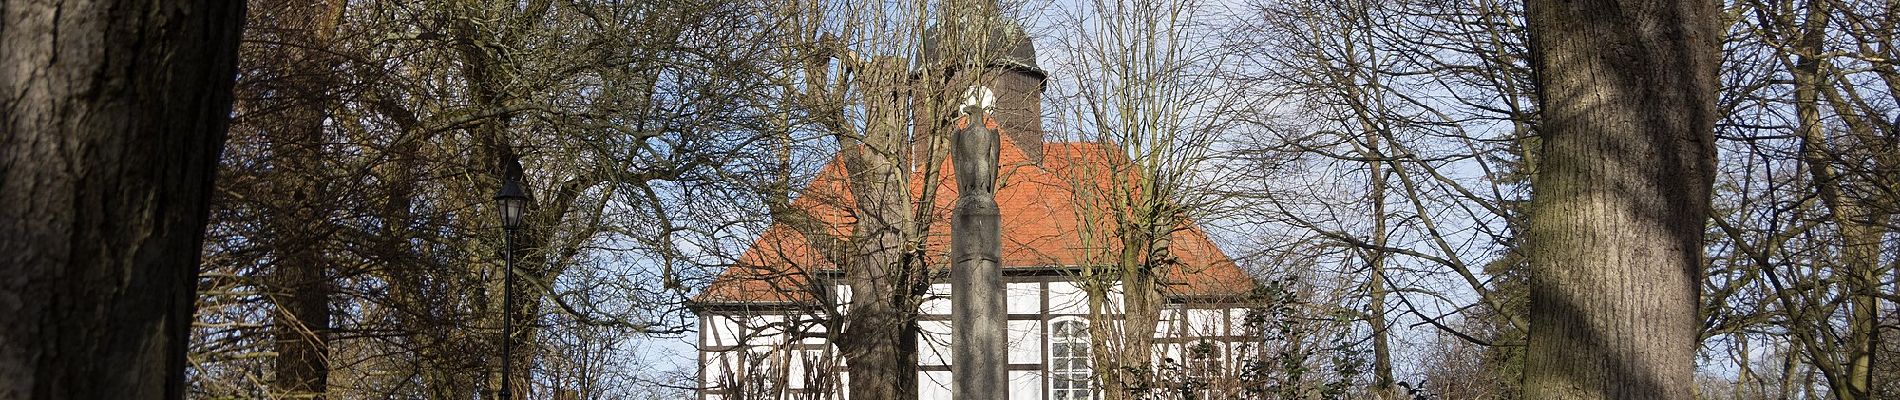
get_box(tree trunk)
[836,56,921,400]
[1789,2,1875,395]
[1091,208,1172,400]
[0,0,244,398]
[249,0,347,397]
[441,4,568,396]
[1521,0,1718,399]
[270,234,332,400]
[1365,127,1395,398]
[1114,259,1162,400]
[1796,3,1884,397]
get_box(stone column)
[951,104,1008,399]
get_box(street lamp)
[496,179,528,230]
[493,178,528,400]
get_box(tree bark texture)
[1089,204,1172,400]
[0,0,245,398]
[1522,0,1718,399]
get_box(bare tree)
[1698,1,1900,398]
[1232,0,1542,396]
[1045,0,1255,397]
[232,0,351,397]
[192,0,777,397]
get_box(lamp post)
[493,179,529,400]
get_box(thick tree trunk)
[1090,216,1169,400]
[1521,0,1718,399]
[270,237,331,400]
[1116,266,1162,400]
[0,0,244,398]
[838,296,920,400]
[836,56,921,400]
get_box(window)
[1050,318,1093,400]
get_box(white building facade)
[697,275,1261,400]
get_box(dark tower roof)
[918,20,1045,80]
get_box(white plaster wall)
[919,320,953,366]
[1229,307,1253,335]
[784,350,807,391]
[1008,319,1042,364]
[752,315,790,346]
[833,284,851,314]
[1157,308,1182,338]
[920,283,952,315]
[1046,281,1090,315]
[701,349,743,394]
[1006,282,1040,314]
[801,322,831,345]
[1008,371,1044,399]
[1186,308,1225,337]
[704,314,742,348]
[920,371,953,400]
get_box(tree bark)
[1521,0,1718,399]
[1087,193,1175,400]
[0,0,244,398]
[1113,237,1165,400]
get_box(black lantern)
[494,179,529,230]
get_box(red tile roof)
[695,127,1255,304]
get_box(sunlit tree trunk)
[1789,2,1875,395]
[1521,0,1719,398]
[835,56,922,400]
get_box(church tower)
[919,19,1047,162]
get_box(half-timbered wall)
[697,272,1254,400]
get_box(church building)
[692,20,1261,400]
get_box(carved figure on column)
[951,84,1008,399]
[954,87,999,199]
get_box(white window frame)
[1048,316,1094,400]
